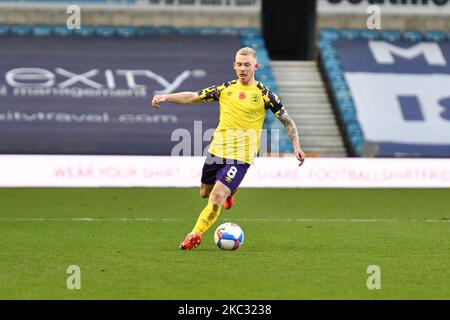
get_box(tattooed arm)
[278,110,306,166]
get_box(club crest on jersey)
[239,92,246,100]
[251,93,260,104]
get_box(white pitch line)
[0,217,449,223]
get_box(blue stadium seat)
[336,100,356,114]
[425,30,446,42]
[220,27,239,36]
[96,25,115,37]
[326,64,343,75]
[381,29,401,42]
[136,26,157,36]
[403,30,423,42]
[239,27,261,38]
[360,29,381,40]
[336,89,352,102]
[341,111,358,125]
[32,24,52,36]
[157,26,178,34]
[178,27,198,35]
[242,38,265,49]
[256,49,270,60]
[340,28,359,40]
[11,25,31,35]
[320,46,338,60]
[321,51,338,60]
[329,75,346,86]
[331,81,348,93]
[262,80,276,90]
[350,135,365,156]
[199,27,219,35]
[0,24,10,36]
[53,24,73,36]
[116,26,136,37]
[74,25,94,36]
[256,73,274,83]
[319,28,340,41]
[346,122,363,136]
[324,57,341,70]
[279,138,293,153]
[336,94,353,108]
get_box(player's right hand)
[152,95,166,109]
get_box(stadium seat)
[178,27,198,34]
[381,29,401,42]
[336,94,354,110]
[11,24,31,35]
[220,27,239,36]
[96,25,116,37]
[257,72,275,81]
[136,26,157,36]
[279,138,293,153]
[425,30,446,42]
[331,80,348,92]
[53,24,73,36]
[340,28,359,40]
[336,100,356,114]
[350,135,364,156]
[0,24,10,36]
[360,29,381,40]
[116,26,136,37]
[341,111,358,125]
[157,26,178,34]
[320,46,338,60]
[32,24,52,36]
[403,30,423,42]
[199,27,219,35]
[239,27,261,38]
[319,28,340,41]
[324,57,341,70]
[336,88,352,99]
[346,122,363,136]
[73,25,94,36]
[242,38,265,50]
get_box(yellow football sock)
[192,200,221,235]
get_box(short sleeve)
[197,83,226,102]
[264,89,285,118]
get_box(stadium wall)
[0,1,260,27]
[1,155,449,188]
[316,0,450,31]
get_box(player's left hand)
[295,148,306,167]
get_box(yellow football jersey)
[198,80,285,164]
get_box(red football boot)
[223,193,236,210]
[179,233,202,250]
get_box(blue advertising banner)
[0,35,240,155]
[334,40,450,157]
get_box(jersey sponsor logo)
[239,92,246,100]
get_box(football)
[214,222,244,250]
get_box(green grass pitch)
[0,188,449,299]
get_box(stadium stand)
[318,27,450,157]
[0,20,292,155]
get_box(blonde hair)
[236,47,257,59]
